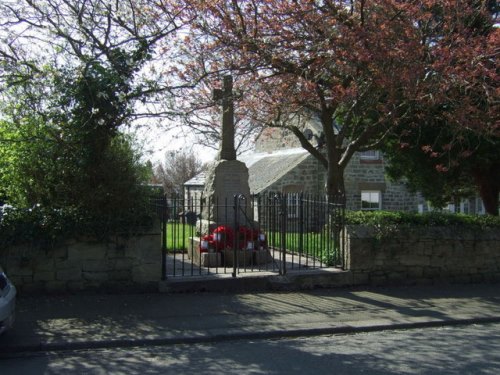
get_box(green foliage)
[345,210,500,243]
[0,59,156,244]
[0,192,159,248]
[381,120,500,212]
[345,210,500,229]
[0,205,81,248]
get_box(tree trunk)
[473,164,499,216]
[325,161,346,206]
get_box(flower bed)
[199,225,267,253]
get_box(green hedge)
[345,210,500,229]
[0,202,157,249]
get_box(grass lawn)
[266,230,339,265]
[164,222,197,251]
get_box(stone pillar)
[213,75,236,161]
[200,75,253,232]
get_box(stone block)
[200,252,222,267]
[253,249,272,264]
[133,263,161,283]
[370,275,388,286]
[223,249,253,267]
[187,237,222,267]
[49,245,68,260]
[82,271,109,282]
[82,259,109,272]
[123,235,161,261]
[112,258,134,270]
[108,269,132,281]
[67,246,84,261]
[400,254,431,266]
[407,267,424,278]
[69,242,107,260]
[33,271,56,282]
[56,268,82,281]
[54,258,82,272]
[470,274,485,283]
[10,266,34,277]
[201,159,252,226]
[346,244,374,270]
[67,281,86,292]
[21,282,45,294]
[34,260,56,272]
[352,272,370,285]
[45,280,68,293]
[387,271,405,282]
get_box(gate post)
[280,194,287,276]
[161,195,167,280]
[232,194,247,277]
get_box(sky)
[133,124,218,165]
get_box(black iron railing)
[161,192,345,279]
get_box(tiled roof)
[184,148,310,194]
[244,150,309,193]
[184,172,207,186]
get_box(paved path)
[1,283,500,355]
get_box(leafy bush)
[0,197,159,249]
[345,210,500,229]
[344,210,500,242]
[0,205,79,248]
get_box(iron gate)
[161,193,345,279]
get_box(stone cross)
[213,75,236,161]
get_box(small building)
[184,115,488,214]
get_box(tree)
[383,122,499,215]
[382,1,499,215]
[172,1,497,206]
[0,0,189,121]
[153,150,206,196]
[0,0,258,179]
[0,0,183,233]
[170,71,264,155]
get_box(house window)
[460,200,470,214]
[361,191,381,210]
[476,197,485,215]
[445,204,456,213]
[360,150,381,161]
[287,193,300,218]
[282,185,303,218]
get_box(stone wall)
[0,226,162,293]
[344,225,500,285]
[262,153,324,195]
[344,152,421,211]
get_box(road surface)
[1,322,499,374]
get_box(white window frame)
[445,204,456,213]
[287,193,300,218]
[361,190,382,211]
[476,197,485,215]
[460,199,470,214]
[360,150,381,161]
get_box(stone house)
[185,116,488,214]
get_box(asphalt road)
[1,322,499,375]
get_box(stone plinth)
[187,238,222,267]
[223,249,253,267]
[202,159,252,228]
[253,248,273,264]
[188,238,272,268]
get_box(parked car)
[0,265,16,335]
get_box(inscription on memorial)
[222,174,243,195]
